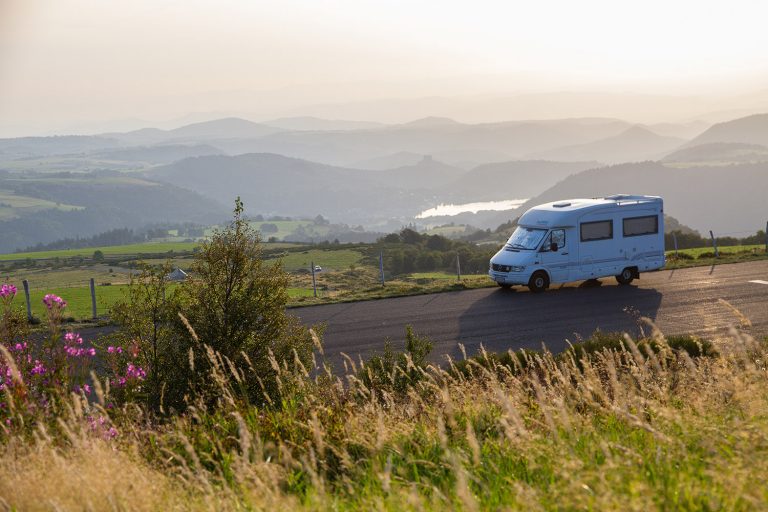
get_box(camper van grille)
[492,263,512,272]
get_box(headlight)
[510,265,526,272]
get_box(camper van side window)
[580,220,613,242]
[623,215,658,237]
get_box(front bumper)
[489,270,529,285]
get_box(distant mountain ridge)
[529,126,686,164]
[685,113,768,147]
[663,142,768,164]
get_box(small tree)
[109,262,185,412]
[93,250,105,262]
[180,198,313,405]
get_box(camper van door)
[538,228,570,282]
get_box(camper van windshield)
[506,227,547,250]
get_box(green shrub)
[359,325,432,395]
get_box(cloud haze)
[1,0,768,135]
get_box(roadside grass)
[3,323,767,509]
[666,245,767,269]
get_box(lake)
[416,199,528,218]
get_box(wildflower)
[30,360,46,375]
[64,332,83,345]
[0,283,17,298]
[126,363,146,380]
[42,293,67,309]
[107,346,123,354]
[88,348,96,356]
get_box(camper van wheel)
[528,271,549,293]
[616,267,635,285]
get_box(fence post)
[765,221,767,253]
[310,261,317,298]
[709,230,719,258]
[379,251,385,286]
[672,232,678,258]
[89,278,97,319]
[456,253,461,281]
[22,279,32,322]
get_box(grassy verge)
[3,326,767,510]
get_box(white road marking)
[748,280,768,285]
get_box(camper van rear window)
[580,220,613,242]
[623,215,658,237]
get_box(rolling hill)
[148,153,427,223]
[485,161,768,234]
[263,117,385,131]
[439,160,600,202]
[684,113,768,147]
[528,126,686,164]
[663,142,768,164]
[0,174,228,253]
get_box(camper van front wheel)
[616,267,636,285]
[528,271,549,293]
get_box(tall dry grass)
[2,322,768,511]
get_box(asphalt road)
[293,260,768,367]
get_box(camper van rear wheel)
[528,271,549,293]
[616,267,635,285]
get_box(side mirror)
[550,242,558,252]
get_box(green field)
[0,241,307,262]
[667,244,765,258]
[0,242,202,261]
[7,284,130,320]
[0,190,83,220]
[274,248,364,271]
[248,220,333,241]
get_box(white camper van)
[489,195,665,292]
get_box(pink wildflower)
[30,360,46,375]
[42,294,67,309]
[64,332,83,345]
[107,346,123,354]
[126,363,146,380]
[0,283,17,298]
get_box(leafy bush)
[110,198,315,413]
[358,325,432,394]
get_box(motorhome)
[489,195,665,292]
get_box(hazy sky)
[2,0,768,135]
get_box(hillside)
[663,142,768,164]
[212,117,633,167]
[149,153,426,223]
[685,113,768,147]
[377,156,466,189]
[107,117,281,146]
[486,162,768,234]
[0,174,227,252]
[441,160,599,202]
[90,144,224,164]
[263,117,385,131]
[529,126,686,164]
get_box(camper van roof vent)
[553,202,571,208]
